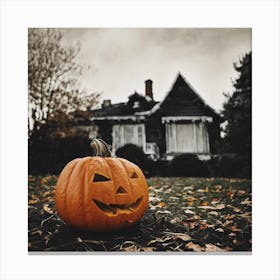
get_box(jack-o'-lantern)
[55,139,149,232]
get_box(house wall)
[145,117,167,155]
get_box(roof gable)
[152,73,219,117]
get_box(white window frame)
[165,121,210,154]
[112,123,146,154]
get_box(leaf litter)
[28,176,251,252]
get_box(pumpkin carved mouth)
[93,197,143,215]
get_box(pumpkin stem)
[90,138,112,157]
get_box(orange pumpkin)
[55,139,149,232]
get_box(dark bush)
[115,144,154,177]
[150,160,172,177]
[171,154,209,177]
[28,135,92,175]
[207,154,251,179]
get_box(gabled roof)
[90,102,127,117]
[90,91,157,120]
[88,73,220,122]
[147,73,219,118]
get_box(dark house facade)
[86,73,221,160]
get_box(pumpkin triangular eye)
[131,171,139,178]
[93,173,111,182]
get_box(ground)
[28,175,251,252]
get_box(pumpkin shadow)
[44,209,158,251]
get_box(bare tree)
[28,28,100,137]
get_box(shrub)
[171,154,209,177]
[28,135,92,175]
[207,154,251,178]
[115,144,153,177]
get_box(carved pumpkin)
[55,139,149,232]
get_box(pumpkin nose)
[116,186,127,194]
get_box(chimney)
[102,99,111,108]
[145,79,153,100]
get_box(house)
[84,73,221,160]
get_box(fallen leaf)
[240,198,252,206]
[208,211,219,216]
[141,247,154,252]
[169,196,179,200]
[197,204,225,210]
[42,204,53,214]
[186,215,200,221]
[233,207,242,213]
[237,190,246,195]
[239,212,251,219]
[120,241,140,252]
[28,176,35,182]
[215,228,224,232]
[222,214,236,219]
[167,232,192,241]
[227,189,235,198]
[42,190,54,197]
[148,237,173,245]
[28,199,38,205]
[223,220,234,227]
[214,204,226,210]
[149,196,161,203]
[183,186,194,190]
[157,201,167,208]
[227,225,242,232]
[205,244,226,252]
[199,224,208,230]
[224,246,233,251]
[215,185,223,191]
[186,196,196,202]
[170,217,181,224]
[156,210,171,215]
[200,201,209,206]
[122,245,139,252]
[188,201,195,206]
[31,229,43,235]
[184,209,196,215]
[211,197,219,204]
[40,178,47,185]
[183,221,196,229]
[197,205,213,209]
[186,242,204,252]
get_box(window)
[165,122,210,153]
[112,124,146,154]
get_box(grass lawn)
[28,175,251,252]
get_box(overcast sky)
[61,28,251,112]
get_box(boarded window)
[112,124,146,154]
[165,122,210,153]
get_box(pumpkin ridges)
[117,158,147,200]
[85,157,113,230]
[117,158,136,200]
[82,157,96,230]
[66,157,91,229]
[106,157,132,204]
[117,157,149,222]
[55,158,81,227]
[99,157,115,205]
